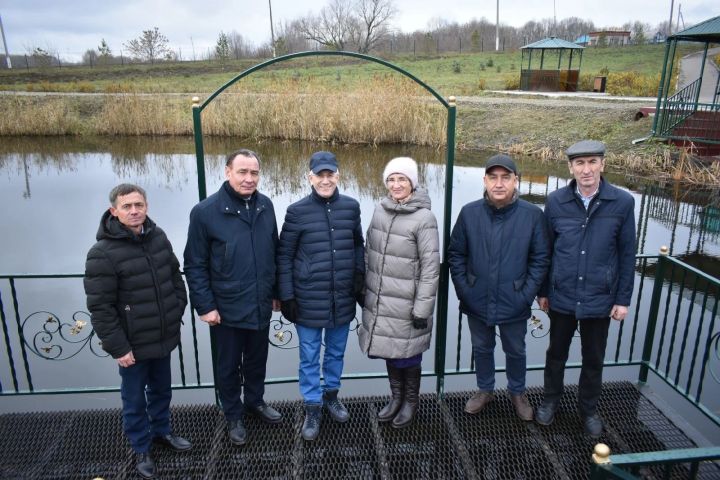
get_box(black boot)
[135,452,156,479]
[323,389,349,423]
[302,404,322,441]
[392,365,421,429]
[378,362,404,423]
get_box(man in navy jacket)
[535,140,636,438]
[184,149,282,447]
[449,154,550,422]
[277,151,365,441]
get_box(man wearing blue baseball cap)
[277,151,365,441]
[535,140,636,438]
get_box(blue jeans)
[118,354,172,453]
[468,316,527,395]
[296,323,350,404]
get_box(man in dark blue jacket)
[449,154,550,422]
[535,140,636,438]
[277,151,365,441]
[184,149,282,447]
[85,184,191,479]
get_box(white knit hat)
[383,157,418,189]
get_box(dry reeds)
[1,76,447,146]
[0,96,84,135]
[96,94,191,135]
[500,143,563,162]
[202,75,446,146]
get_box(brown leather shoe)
[510,393,534,421]
[464,391,494,414]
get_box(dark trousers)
[543,310,611,416]
[213,323,270,421]
[119,354,172,453]
[468,316,528,395]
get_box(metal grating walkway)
[1,382,718,479]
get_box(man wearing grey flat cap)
[449,154,550,422]
[535,140,636,438]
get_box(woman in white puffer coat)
[358,157,440,429]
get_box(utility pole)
[553,0,557,34]
[495,0,499,51]
[269,0,276,58]
[0,13,11,69]
[668,0,675,36]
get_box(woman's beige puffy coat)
[358,188,440,359]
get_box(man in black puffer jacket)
[278,151,365,441]
[84,184,190,479]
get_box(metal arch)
[195,50,450,111]
[191,50,457,399]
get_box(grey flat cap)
[566,140,606,160]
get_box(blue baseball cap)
[309,151,338,174]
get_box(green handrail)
[590,443,720,479]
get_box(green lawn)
[0,44,696,96]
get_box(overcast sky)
[1,0,718,61]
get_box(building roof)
[670,15,720,42]
[588,31,631,36]
[575,35,590,44]
[521,37,584,50]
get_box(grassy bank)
[0,44,690,95]
[0,44,713,182]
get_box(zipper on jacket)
[143,240,166,340]
[324,199,338,324]
[250,202,264,322]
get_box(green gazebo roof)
[521,37,584,50]
[669,15,720,42]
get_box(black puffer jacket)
[84,211,187,361]
[277,187,364,328]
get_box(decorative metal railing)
[2,249,720,428]
[2,254,719,475]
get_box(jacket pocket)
[605,266,617,294]
[514,274,531,305]
[223,241,236,271]
[467,272,477,287]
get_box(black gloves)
[354,271,365,308]
[281,299,299,322]
[412,315,428,330]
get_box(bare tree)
[227,31,247,59]
[123,27,170,64]
[354,0,396,53]
[299,0,357,50]
[83,49,98,65]
[275,19,312,55]
[30,47,54,67]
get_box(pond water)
[1,136,720,418]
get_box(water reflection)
[2,136,720,266]
[2,137,720,420]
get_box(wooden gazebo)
[520,37,584,92]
